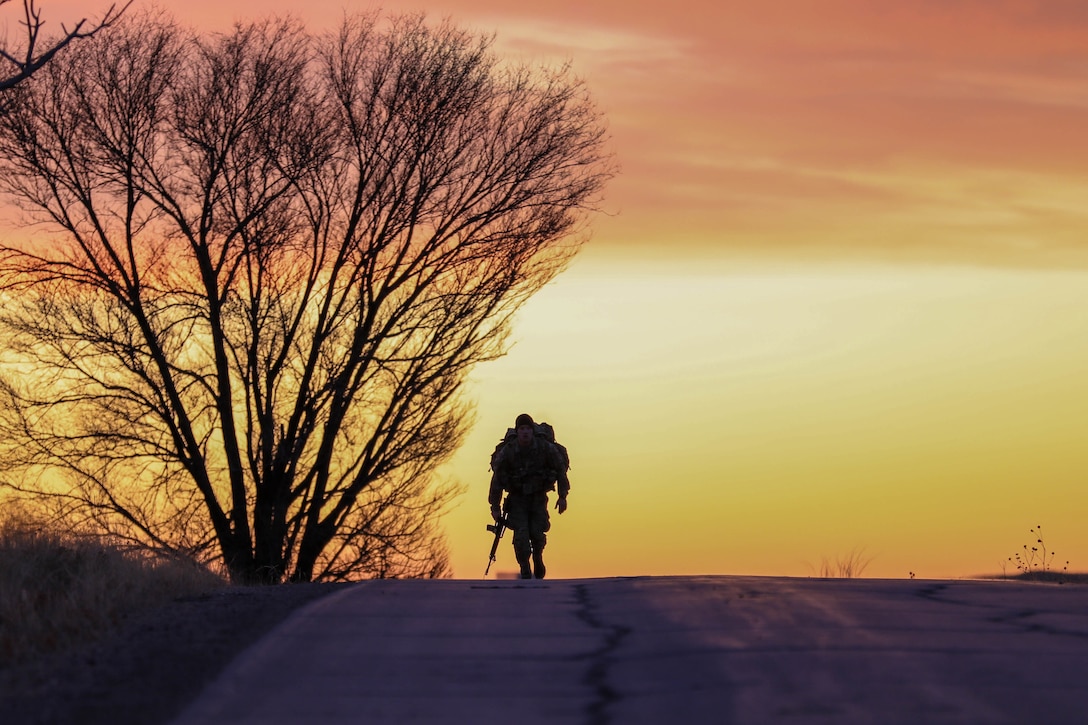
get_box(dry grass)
[0,514,225,665]
[817,547,872,578]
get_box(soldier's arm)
[488,470,504,508]
[556,470,570,500]
[554,459,569,514]
[549,446,570,500]
[488,444,510,507]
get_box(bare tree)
[0,0,130,94]
[0,11,612,583]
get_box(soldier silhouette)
[488,413,570,579]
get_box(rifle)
[485,514,511,576]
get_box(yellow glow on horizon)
[442,252,1088,580]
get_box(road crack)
[915,582,1088,640]
[572,583,631,725]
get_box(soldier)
[488,413,570,579]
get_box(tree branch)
[0,0,131,92]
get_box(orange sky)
[13,1,1088,580]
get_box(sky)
[16,1,1088,579]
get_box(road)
[172,576,1088,724]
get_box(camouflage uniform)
[488,433,570,578]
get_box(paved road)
[173,576,1088,724]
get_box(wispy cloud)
[480,18,687,62]
[935,68,1088,110]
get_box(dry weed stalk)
[818,547,872,579]
[1007,525,1070,582]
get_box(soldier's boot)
[515,550,532,579]
[532,550,546,580]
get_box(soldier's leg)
[504,494,532,578]
[528,493,551,579]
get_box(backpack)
[489,421,570,474]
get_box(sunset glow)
[10,1,1088,579]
